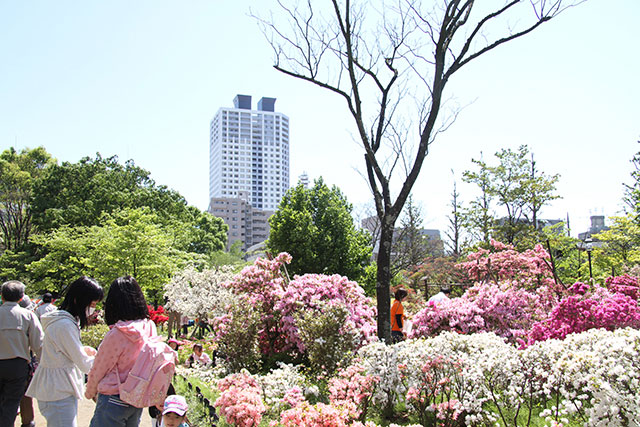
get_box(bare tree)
[256,0,585,343]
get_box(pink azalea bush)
[214,371,266,427]
[605,274,640,300]
[527,282,640,344]
[457,239,556,290]
[399,356,464,427]
[328,362,380,421]
[216,253,376,365]
[221,253,292,355]
[410,282,554,342]
[277,273,377,353]
[278,401,351,427]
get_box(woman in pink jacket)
[86,276,156,427]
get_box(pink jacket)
[85,318,157,399]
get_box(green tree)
[624,142,640,218]
[30,154,226,256]
[462,145,559,248]
[444,176,464,257]
[392,196,430,274]
[462,154,494,246]
[28,207,195,297]
[267,178,372,279]
[593,214,640,276]
[0,147,54,251]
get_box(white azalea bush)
[347,329,640,426]
[164,265,236,320]
[257,362,307,416]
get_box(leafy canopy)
[267,178,372,279]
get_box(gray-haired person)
[0,281,43,427]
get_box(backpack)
[116,335,177,408]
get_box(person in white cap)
[161,395,189,427]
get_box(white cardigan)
[26,310,95,401]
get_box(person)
[35,293,57,319]
[428,287,451,304]
[390,288,408,344]
[26,277,104,427]
[185,343,211,368]
[180,315,189,336]
[18,294,38,427]
[160,395,189,427]
[167,338,181,352]
[148,383,176,427]
[86,276,157,427]
[0,281,43,427]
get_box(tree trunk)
[376,216,395,344]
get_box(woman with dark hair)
[26,276,104,427]
[86,276,155,427]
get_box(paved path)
[15,398,153,426]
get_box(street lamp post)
[585,237,593,280]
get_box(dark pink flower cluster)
[457,240,554,289]
[605,274,640,300]
[527,283,640,344]
[410,282,552,342]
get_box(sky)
[1,0,639,240]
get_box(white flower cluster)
[356,341,404,409]
[535,328,640,427]
[176,365,218,388]
[164,265,236,320]
[354,329,640,426]
[257,362,306,414]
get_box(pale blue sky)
[1,0,638,238]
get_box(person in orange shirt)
[390,289,408,343]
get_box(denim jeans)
[89,394,142,427]
[38,395,78,427]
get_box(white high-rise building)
[209,94,290,211]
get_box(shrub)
[214,298,261,374]
[410,282,553,343]
[295,303,360,377]
[80,323,110,348]
[528,282,640,344]
[214,371,266,427]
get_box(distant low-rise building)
[208,192,273,251]
[578,215,609,246]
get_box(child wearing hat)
[161,395,190,427]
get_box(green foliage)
[358,262,378,297]
[208,240,247,269]
[294,303,358,377]
[173,375,217,427]
[462,145,560,249]
[268,178,372,278]
[539,223,582,285]
[28,207,196,295]
[624,143,640,215]
[80,323,110,349]
[0,146,54,252]
[30,154,226,256]
[593,214,640,276]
